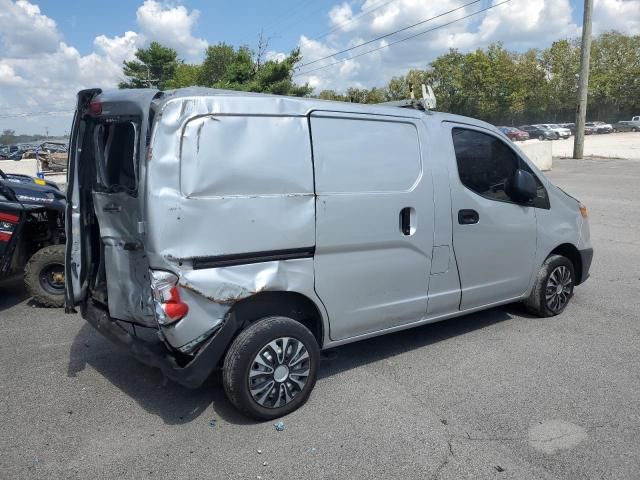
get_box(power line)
[261,0,316,32]
[297,0,481,69]
[266,0,337,40]
[0,110,73,119]
[294,0,513,78]
[311,0,400,41]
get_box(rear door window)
[93,121,139,192]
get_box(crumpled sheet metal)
[161,258,319,350]
[145,96,315,261]
[179,258,313,305]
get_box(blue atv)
[0,168,66,306]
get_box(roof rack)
[377,84,436,113]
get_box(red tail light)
[150,270,189,325]
[88,101,102,115]
[162,287,189,321]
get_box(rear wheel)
[524,255,575,317]
[222,316,320,420]
[24,244,65,307]
[538,134,545,141]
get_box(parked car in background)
[519,125,558,140]
[612,121,639,132]
[498,126,530,141]
[560,123,596,135]
[632,116,639,122]
[586,121,613,134]
[536,124,571,139]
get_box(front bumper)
[578,248,593,285]
[81,300,240,388]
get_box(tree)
[165,64,202,89]
[198,43,311,96]
[198,43,237,86]
[1,129,17,145]
[540,40,580,121]
[119,42,180,90]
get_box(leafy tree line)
[0,129,50,145]
[120,32,639,125]
[119,40,311,96]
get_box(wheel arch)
[549,243,582,284]
[227,291,325,348]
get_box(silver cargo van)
[65,88,592,419]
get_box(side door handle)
[458,209,479,225]
[400,207,414,235]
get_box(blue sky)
[33,0,343,57]
[1,0,638,134]
[32,0,586,58]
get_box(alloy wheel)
[545,265,573,313]
[248,337,311,409]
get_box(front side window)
[452,127,549,208]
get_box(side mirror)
[506,169,537,204]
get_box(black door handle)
[458,209,479,225]
[400,207,412,235]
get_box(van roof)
[93,87,495,130]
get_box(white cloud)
[296,0,591,92]
[593,0,640,34]
[0,0,60,57]
[136,0,208,61]
[328,3,357,32]
[266,51,287,62]
[0,0,208,134]
[0,62,24,86]
[94,31,142,64]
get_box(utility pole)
[573,0,593,159]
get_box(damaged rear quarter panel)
[162,258,320,350]
[145,96,326,350]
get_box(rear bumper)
[81,300,239,388]
[578,247,593,285]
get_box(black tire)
[538,134,545,141]
[523,254,575,317]
[24,244,65,307]
[632,127,638,132]
[222,316,320,420]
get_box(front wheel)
[24,244,66,307]
[223,316,320,420]
[523,255,575,317]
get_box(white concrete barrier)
[517,139,553,171]
[1,159,67,188]
[0,158,38,176]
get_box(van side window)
[451,128,549,208]
[311,116,421,194]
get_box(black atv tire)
[24,244,65,308]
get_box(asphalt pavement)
[1,157,639,479]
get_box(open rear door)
[65,89,100,311]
